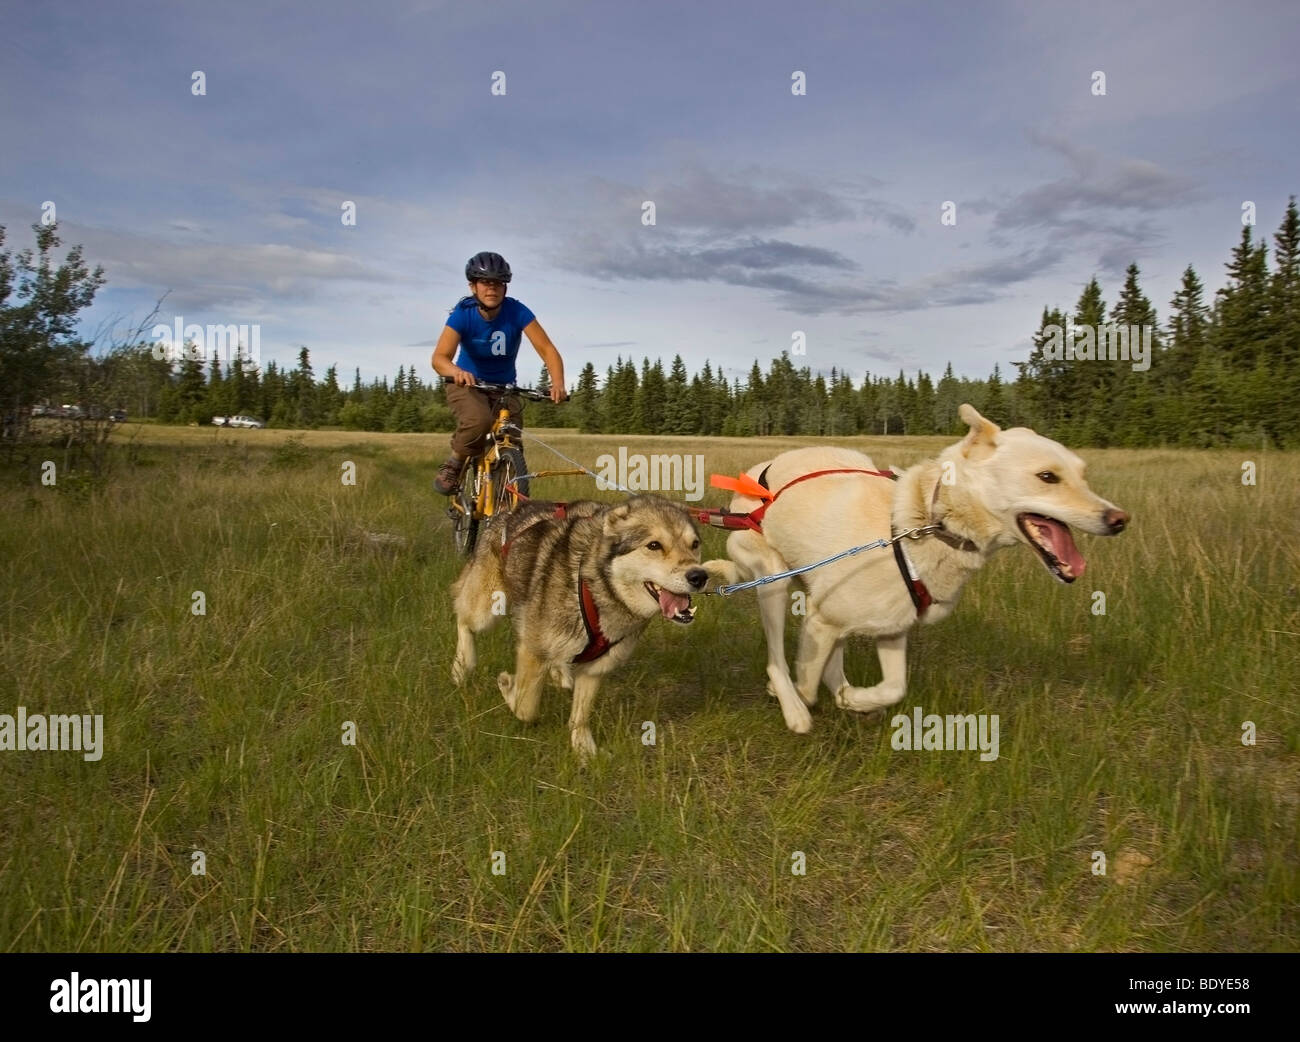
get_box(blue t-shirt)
[445,296,536,383]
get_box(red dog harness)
[572,578,618,663]
[498,504,619,662]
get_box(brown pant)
[445,383,523,459]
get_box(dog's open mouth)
[645,581,696,624]
[1016,513,1086,583]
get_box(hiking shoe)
[434,457,464,496]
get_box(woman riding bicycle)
[431,251,568,495]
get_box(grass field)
[1,423,1297,951]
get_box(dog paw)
[497,672,516,710]
[702,558,738,585]
[570,727,598,762]
[781,701,814,734]
[549,666,574,690]
[835,684,903,715]
[783,709,814,734]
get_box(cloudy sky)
[4,0,1297,387]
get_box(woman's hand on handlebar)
[550,385,568,405]
[447,367,476,387]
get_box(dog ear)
[958,403,1001,460]
[602,501,633,534]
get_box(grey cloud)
[553,157,1062,316]
[986,135,1189,279]
[588,235,855,283]
[649,167,855,232]
[961,197,1004,217]
[62,222,392,312]
[564,226,1057,316]
[582,166,909,236]
[995,133,1197,231]
[547,163,933,315]
[759,244,1061,315]
[858,197,917,233]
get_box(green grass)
[0,424,1296,951]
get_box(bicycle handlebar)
[442,378,565,402]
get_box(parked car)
[213,415,264,428]
[31,404,55,417]
[109,409,128,423]
[60,404,84,418]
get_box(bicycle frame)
[445,382,568,555]
[467,405,523,519]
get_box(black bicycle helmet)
[465,251,512,283]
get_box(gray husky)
[452,495,719,759]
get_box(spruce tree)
[699,360,719,435]
[1108,264,1160,444]
[320,364,342,425]
[1014,306,1069,434]
[1269,197,1300,444]
[231,353,250,413]
[1214,225,1271,374]
[291,347,317,427]
[1161,266,1210,442]
[572,362,601,433]
[602,363,618,432]
[912,371,936,433]
[529,365,558,427]
[983,364,1004,421]
[744,361,766,436]
[207,351,231,417]
[1072,278,1108,444]
[640,359,667,434]
[663,354,691,434]
[176,352,207,423]
[934,362,961,434]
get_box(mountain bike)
[445,382,555,555]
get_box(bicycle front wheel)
[491,446,529,515]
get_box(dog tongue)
[1034,515,1086,577]
[659,589,690,618]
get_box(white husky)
[715,404,1130,733]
